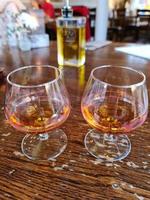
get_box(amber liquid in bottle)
[6,97,70,134]
[82,98,147,134]
[57,26,86,67]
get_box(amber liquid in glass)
[82,98,147,134]
[6,97,70,134]
[57,26,86,66]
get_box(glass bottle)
[56,4,86,67]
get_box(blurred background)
[0,0,150,50]
[25,0,150,43]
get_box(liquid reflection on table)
[0,42,150,200]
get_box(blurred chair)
[113,8,126,18]
[72,6,91,41]
[108,8,127,41]
[134,9,150,42]
[136,9,150,26]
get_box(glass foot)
[84,129,131,162]
[21,129,67,160]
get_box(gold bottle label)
[64,29,77,43]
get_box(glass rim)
[91,65,146,88]
[7,65,61,88]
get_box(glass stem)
[39,133,49,141]
[104,133,117,142]
[104,133,121,154]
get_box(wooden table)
[0,42,150,200]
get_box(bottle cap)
[61,4,73,18]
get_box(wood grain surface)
[0,42,149,200]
